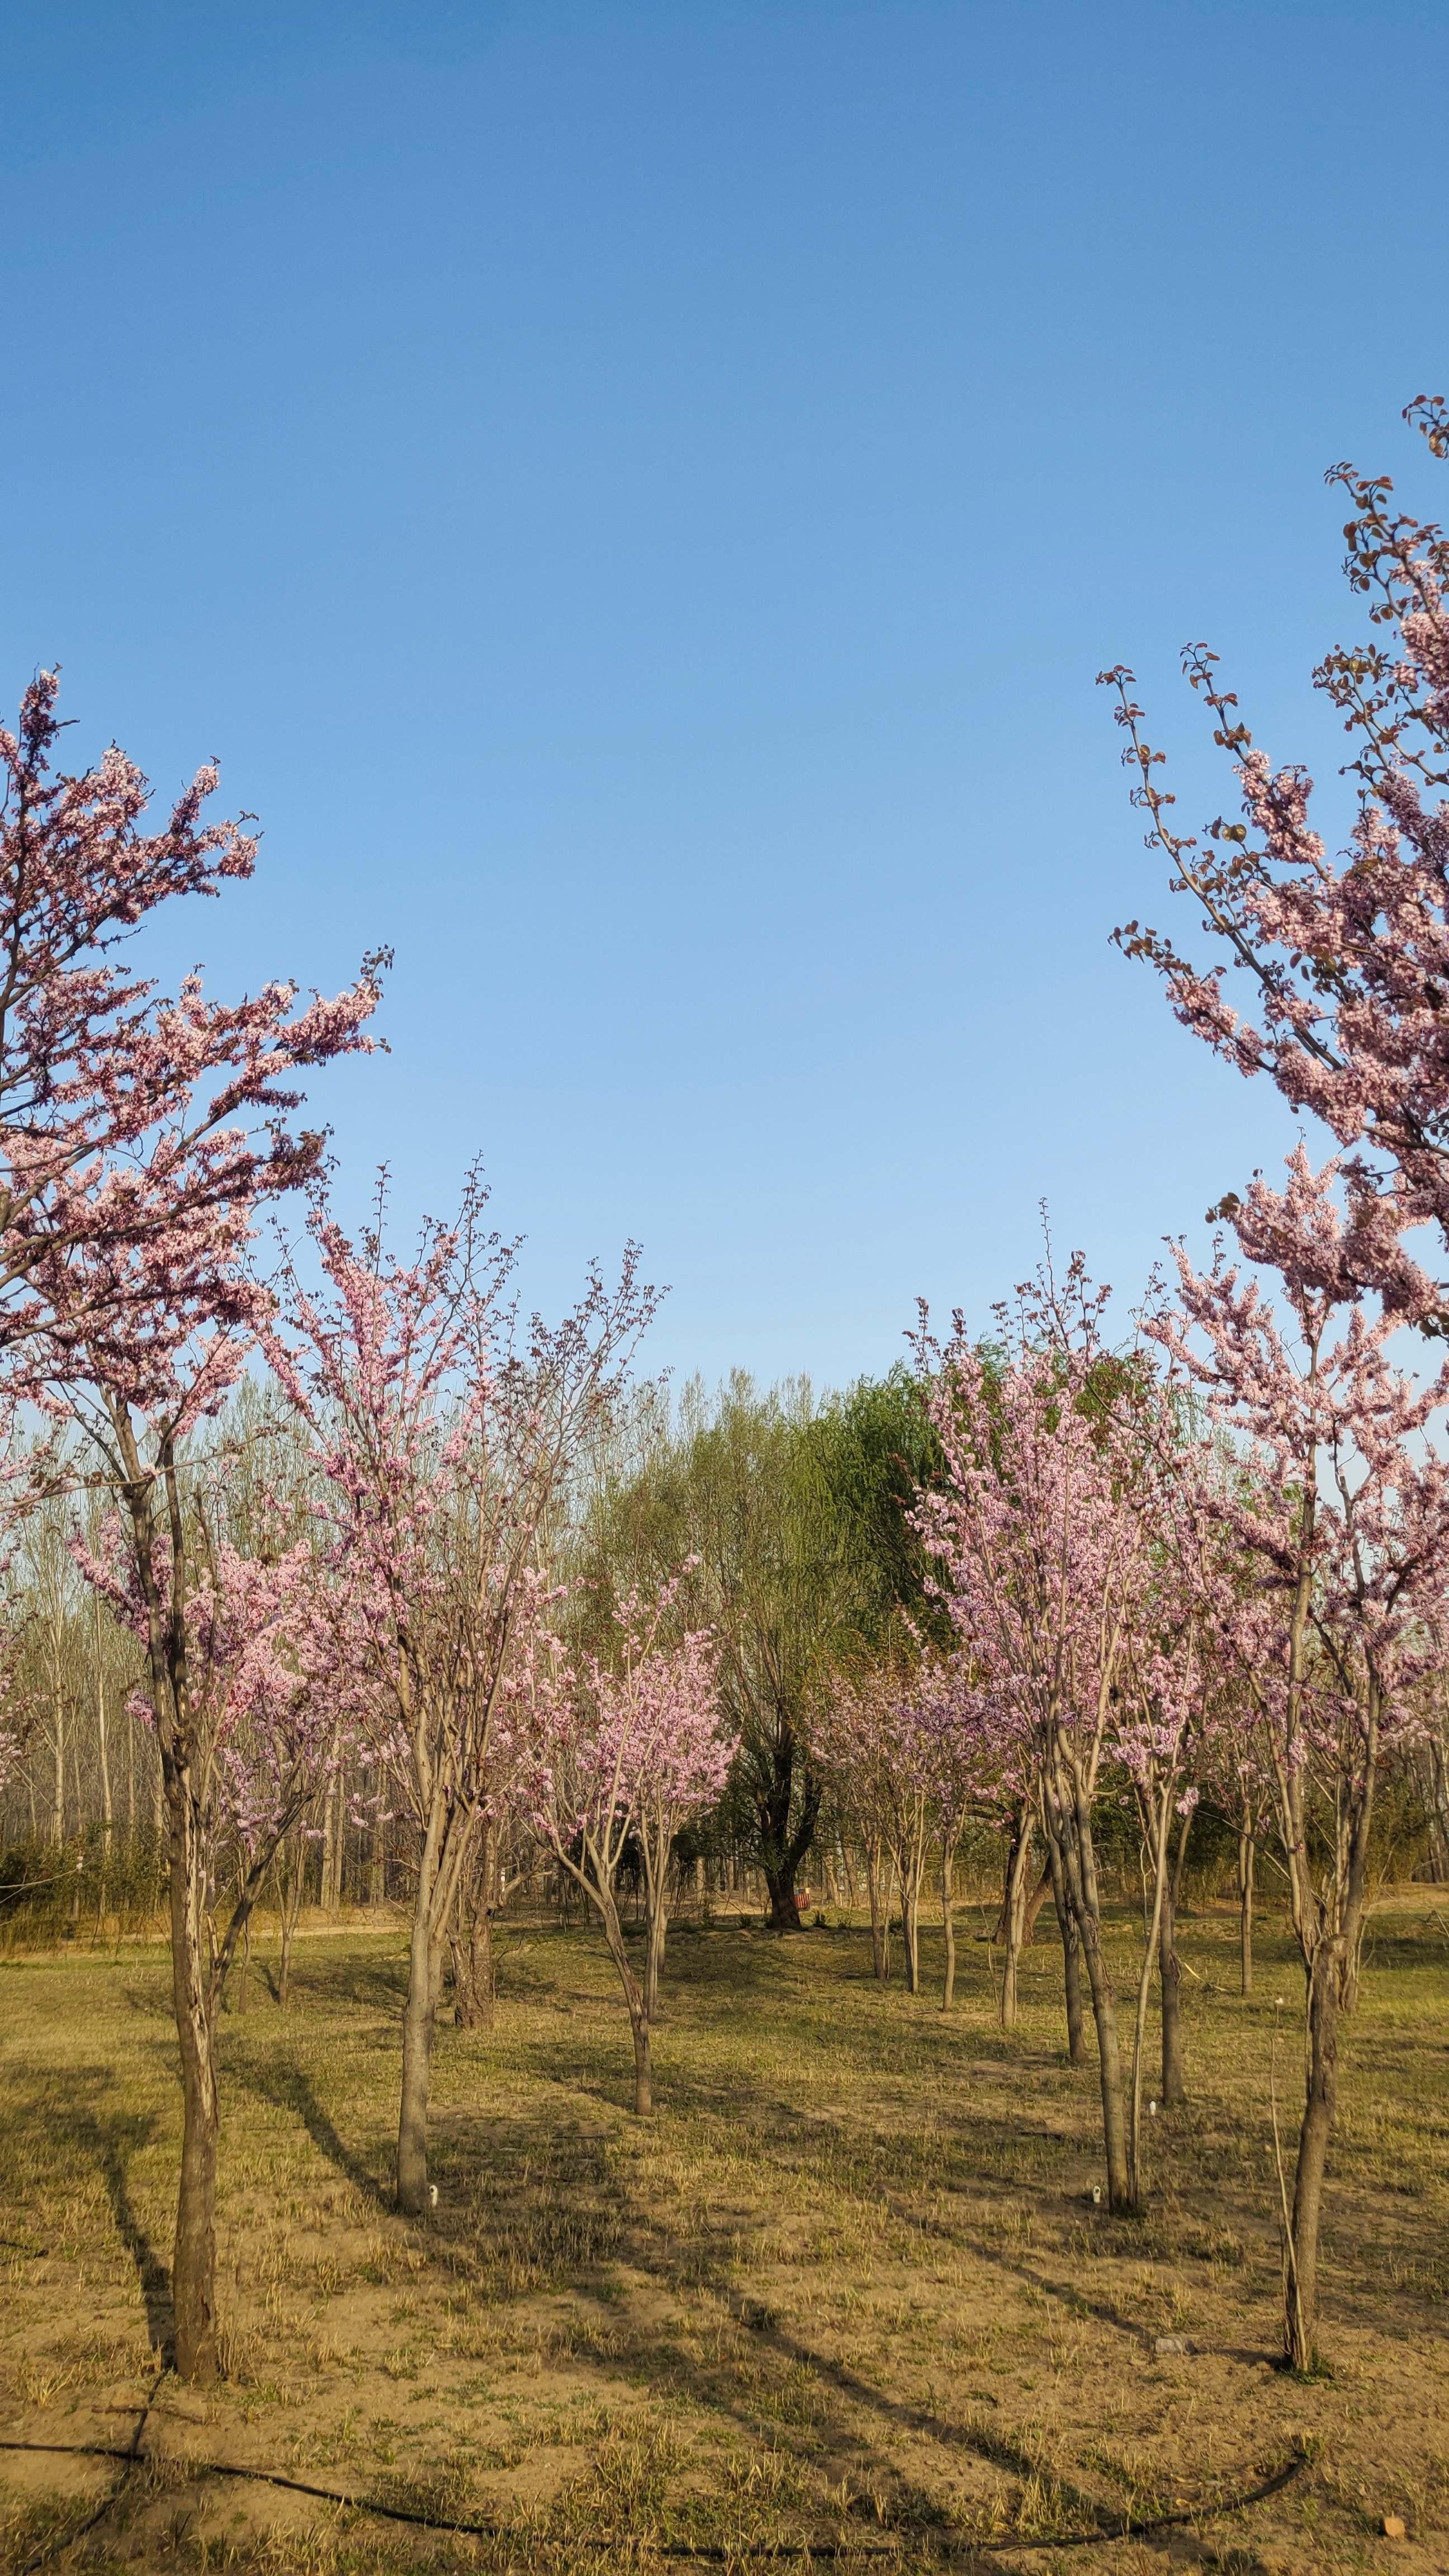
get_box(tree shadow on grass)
[58,2100,174,2364]
[408,2085,1126,2549]
[264,1948,408,2017]
[229,2051,391,2209]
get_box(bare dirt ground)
[1,1896,1446,2574]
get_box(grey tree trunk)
[1000,1817,1035,2031]
[940,1836,958,2010]
[1077,1907,1131,2210]
[1050,1773,1131,2211]
[865,1838,891,1983]
[1285,1952,1339,2370]
[451,1825,496,2029]
[1159,1806,1192,2105]
[588,1876,655,2115]
[900,1866,921,1994]
[395,1762,480,2215]
[397,1873,446,2214]
[1045,1820,1088,2064]
[278,1850,302,2008]
[631,2012,653,2116]
[168,1777,219,2384]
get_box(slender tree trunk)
[1021,1864,1053,1944]
[1285,1948,1339,2370]
[631,2011,653,2115]
[397,1916,443,2214]
[992,1805,1030,1944]
[643,1877,667,2029]
[397,1819,447,2215]
[1424,1739,1449,1883]
[1045,1819,1088,2064]
[168,1775,220,2384]
[94,1595,112,1923]
[865,1836,891,1983]
[1077,1903,1132,2212]
[900,1846,922,1995]
[319,1746,342,1914]
[51,1711,65,1845]
[118,1428,223,2389]
[1238,1830,1254,1996]
[1000,1816,1034,2032]
[1052,1770,1131,2212]
[940,1834,958,2010]
[588,1872,655,2114]
[451,1824,496,2029]
[278,1848,302,2007]
[1129,1779,1175,2208]
[1159,1805,1191,2105]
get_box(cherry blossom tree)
[0,677,382,2378]
[264,1179,659,2208]
[519,1573,731,2114]
[1102,396,1449,1309]
[914,1258,1163,2211]
[24,1223,355,2384]
[0,671,386,1350]
[1148,1147,1449,2367]
[76,1509,346,1972]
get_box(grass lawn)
[1,1897,1446,2573]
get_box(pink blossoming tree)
[914,1258,1164,2211]
[0,671,386,1351]
[1148,1148,1449,2366]
[1102,396,1449,1308]
[519,1572,731,2115]
[264,1178,659,2208]
[27,1212,359,2386]
[0,678,382,2379]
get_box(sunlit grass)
[1,1897,1446,2570]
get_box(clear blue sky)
[4,1,1447,1387]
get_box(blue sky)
[3,1,1447,1387]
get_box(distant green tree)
[804,1363,948,1661]
[576,1366,945,1930]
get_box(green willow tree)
[579,1366,943,1930]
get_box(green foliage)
[803,1362,949,1658]
[575,1368,945,1906]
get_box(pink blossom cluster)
[911,1254,1164,1805]
[1147,1146,1449,1802]
[72,1512,350,1857]
[518,1570,733,1873]
[1104,400,1449,1306]
[0,671,383,1367]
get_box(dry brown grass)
[1,1896,1446,2572]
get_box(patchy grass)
[1,1898,1447,2572]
